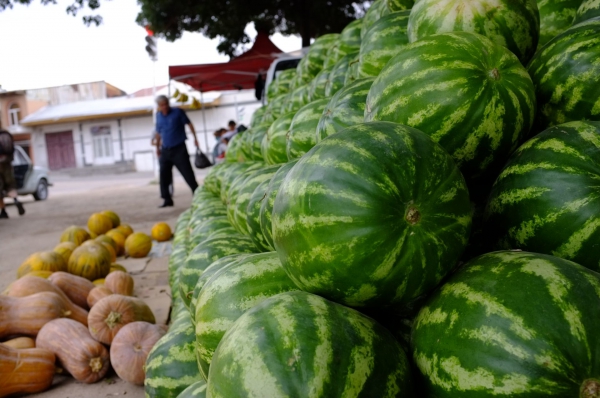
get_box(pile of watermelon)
[146,0,600,397]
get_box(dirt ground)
[0,169,207,397]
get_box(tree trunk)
[299,0,312,47]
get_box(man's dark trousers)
[160,143,198,201]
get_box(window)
[91,125,113,159]
[8,103,20,126]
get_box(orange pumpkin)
[17,251,68,278]
[87,213,113,236]
[151,222,172,242]
[0,345,55,397]
[125,232,152,258]
[101,210,121,228]
[68,242,111,281]
[117,223,134,238]
[54,242,77,264]
[60,226,91,246]
[48,272,95,310]
[106,229,126,256]
[105,271,134,296]
[87,286,113,308]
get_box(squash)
[54,241,77,264]
[23,270,53,279]
[101,210,121,228]
[36,318,110,384]
[93,278,105,286]
[1,337,35,349]
[0,292,81,339]
[60,226,91,246]
[48,271,95,310]
[3,276,88,325]
[68,242,111,281]
[105,271,134,296]
[117,223,134,238]
[125,232,152,258]
[96,234,119,257]
[110,321,166,385]
[110,263,127,273]
[0,344,55,397]
[88,295,155,345]
[17,251,68,278]
[87,286,113,308]
[106,230,126,256]
[87,213,113,236]
[151,222,172,242]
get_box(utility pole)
[145,26,159,178]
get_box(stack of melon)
[153,0,600,397]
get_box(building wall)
[0,94,28,129]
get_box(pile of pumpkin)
[0,211,174,397]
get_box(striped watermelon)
[244,124,270,162]
[188,217,232,252]
[574,0,600,24]
[205,226,238,241]
[408,0,540,63]
[220,162,264,204]
[412,250,600,397]
[261,112,294,165]
[322,40,344,70]
[285,85,309,114]
[195,252,300,379]
[361,0,391,39]
[302,34,339,79]
[226,169,260,231]
[206,291,415,397]
[339,18,363,55]
[387,0,414,11]
[359,10,410,78]
[538,0,583,47]
[344,54,361,85]
[273,69,296,98]
[273,122,472,309]
[528,18,600,131]
[324,53,354,98]
[484,120,600,271]
[145,310,205,397]
[178,236,257,307]
[317,77,374,142]
[259,161,298,252]
[188,202,228,232]
[176,380,206,398]
[202,164,227,196]
[250,106,266,127]
[247,179,274,252]
[169,242,189,301]
[266,77,280,102]
[293,58,313,88]
[232,165,282,236]
[307,67,332,102]
[365,31,536,185]
[224,134,245,163]
[286,98,329,160]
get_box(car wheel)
[33,179,48,201]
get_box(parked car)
[6,146,52,201]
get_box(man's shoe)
[158,201,174,208]
[0,210,8,219]
[14,199,25,216]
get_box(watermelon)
[322,39,344,70]
[408,0,540,63]
[266,77,280,102]
[286,98,329,160]
[293,58,313,88]
[324,53,353,98]
[259,102,277,126]
[273,122,472,309]
[188,200,228,231]
[574,0,600,24]
[169,242,189,300]
[176,380,206,398]
[302,34,339,78]
[365,31,536,186]
[528,18,600,131]
[484,120,600,271]
[361,0,391,39]
[226,169,260,231]
[220,162,264,204]
[178,236,257,307]
[232,165,282,236]
[307,67,332,102]
[538,0,583,47]
[273,69,296,98]
[205,226,238,241]
[188,217,232,252]
[339,18,363,55]
[261,112,294,165]
[245,124,270,162]
[412,250,600,398]
[224,133,245,163]
[359,10,410,78]
[195,252,300,378]
[206,291,415,397]
[250,106,266,127]
[344,53,361,85]
[317,78,374,142]
[202,163,227,196]
[259,161,298,252]
[387,0,414,11]
[246,179,273,252]
[285,85,309,114]
[145,310,204,397]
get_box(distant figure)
[0,130,25,219]
[155,95,199,208]
[215,136,229,164]
[211,128,226,163]
[151,131,174,199]
[222,120,238,140]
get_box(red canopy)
[169,32,283,93]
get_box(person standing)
[155,95,199,208]
[0,130,25,219]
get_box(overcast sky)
[0,0,302,94]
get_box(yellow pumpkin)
[60,226,91,246]
[101,210,121,228]
[54,242,77,264]
[68,242,111,281]
[93,278,105,286]
[87,213,113,236]
[125,232,152,258]
[117,223,134,238]
[17,252,68,278]
[95,235,119,260]
[110,263,127,273]
[23,270,53,279]
[151,222,172,242]
[106,229,126,256]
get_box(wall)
[0,94,28,129]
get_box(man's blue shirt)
[156,107,191,148]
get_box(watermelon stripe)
[286,99,329,160]
[574,0,600,24]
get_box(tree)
[135,0,369,56]
[0,0,104,25]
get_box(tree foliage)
[0,0,104,25]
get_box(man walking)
[155,95,199,208]
[0,130,25,218]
